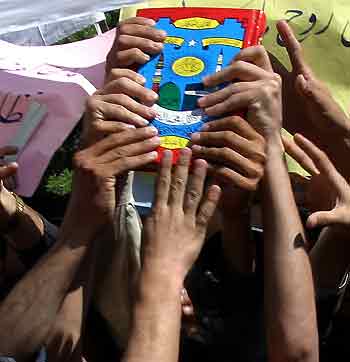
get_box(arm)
[283,133,350,291]
[0,91,160,360]
[123,149,220,362]
[262,135,318,362]
[199,44,319,361]
[276,20,350,179]
[0,147,44,253]
[0,201,96,359]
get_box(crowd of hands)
[0,16,350,362]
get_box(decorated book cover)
[137,7,266,164]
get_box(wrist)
[139,264,184,303]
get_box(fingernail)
[148,109,157,118]
[158,30,167,39]
[150,136,161,145]
[126,124,136,128]
[147,19,156,26]
[143,54,151,62]
[154,42,164,50]
[136,115,149,125]
[137,75,146,84]
[191,133,200,142]
[201,123,209,131]
[197,97,205,107]
[149,126,158,135]
[149,151,158,159]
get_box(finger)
[90,97,154,127]
[169,148,192,207]
[85,121,134,145]
[306,211,340,229]
[294,134,346,188]
[201,116,261,141]
[109,151,159,174]
[118,34,164,55]
[192,145,263,179]
[91,126,158,156]
[0,162,18,180]
[208,165,259,192]
[191,130,265,163]
[282,134,319,176]
[118,23,166,42]
[113,48,151,67]
[96,94,157,122]
[276,20,313,77]
[184,159,208,215]
[203,61,271,87]
[105,68,146,85]
[99,136,161,163]
[119,17,156,27]
[154,150,173,208]
[0,146,18,157]
[196,184,221,233]
[204,91,253,117]
[234,45,273,72]
[198,81,255,109]
[99,77,158,106]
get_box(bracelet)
[0,192,25,235]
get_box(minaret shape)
[152,53,164,93]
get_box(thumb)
[306,211,339,229]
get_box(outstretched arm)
[0,103,160,360]
[123,149,220,362]
[262,133,318,362]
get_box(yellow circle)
[172,56,205,77]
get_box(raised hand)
[142,149,221,281]
[72,125,159,228]
[106,17,166,76]
[276,21,350,175]
[283,133,350,230]
[198,45,282,139]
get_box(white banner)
[0,0,142,35]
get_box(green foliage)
[45,169,73,196]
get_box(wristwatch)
[0,192,25,235]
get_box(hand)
[276,21,350,173]
[142,148,221,282]
[283,133,350,230]
[191,116,265,196]
[0,147,18,230]
[106,17,166,76]
[198,46,282,140]
[71,126,160,229]
[84,68,158,135]
[83,69,159,145]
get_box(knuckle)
[171,177,185,192]
[222,131,233,144]
[222,147,232,159]
[85,96,99,112]
[118,34,129,47]
[197,208,212,226]
[186,189,201,204]
[118,23,130,35]
[158,175,169,189]
[130,47,143,58]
